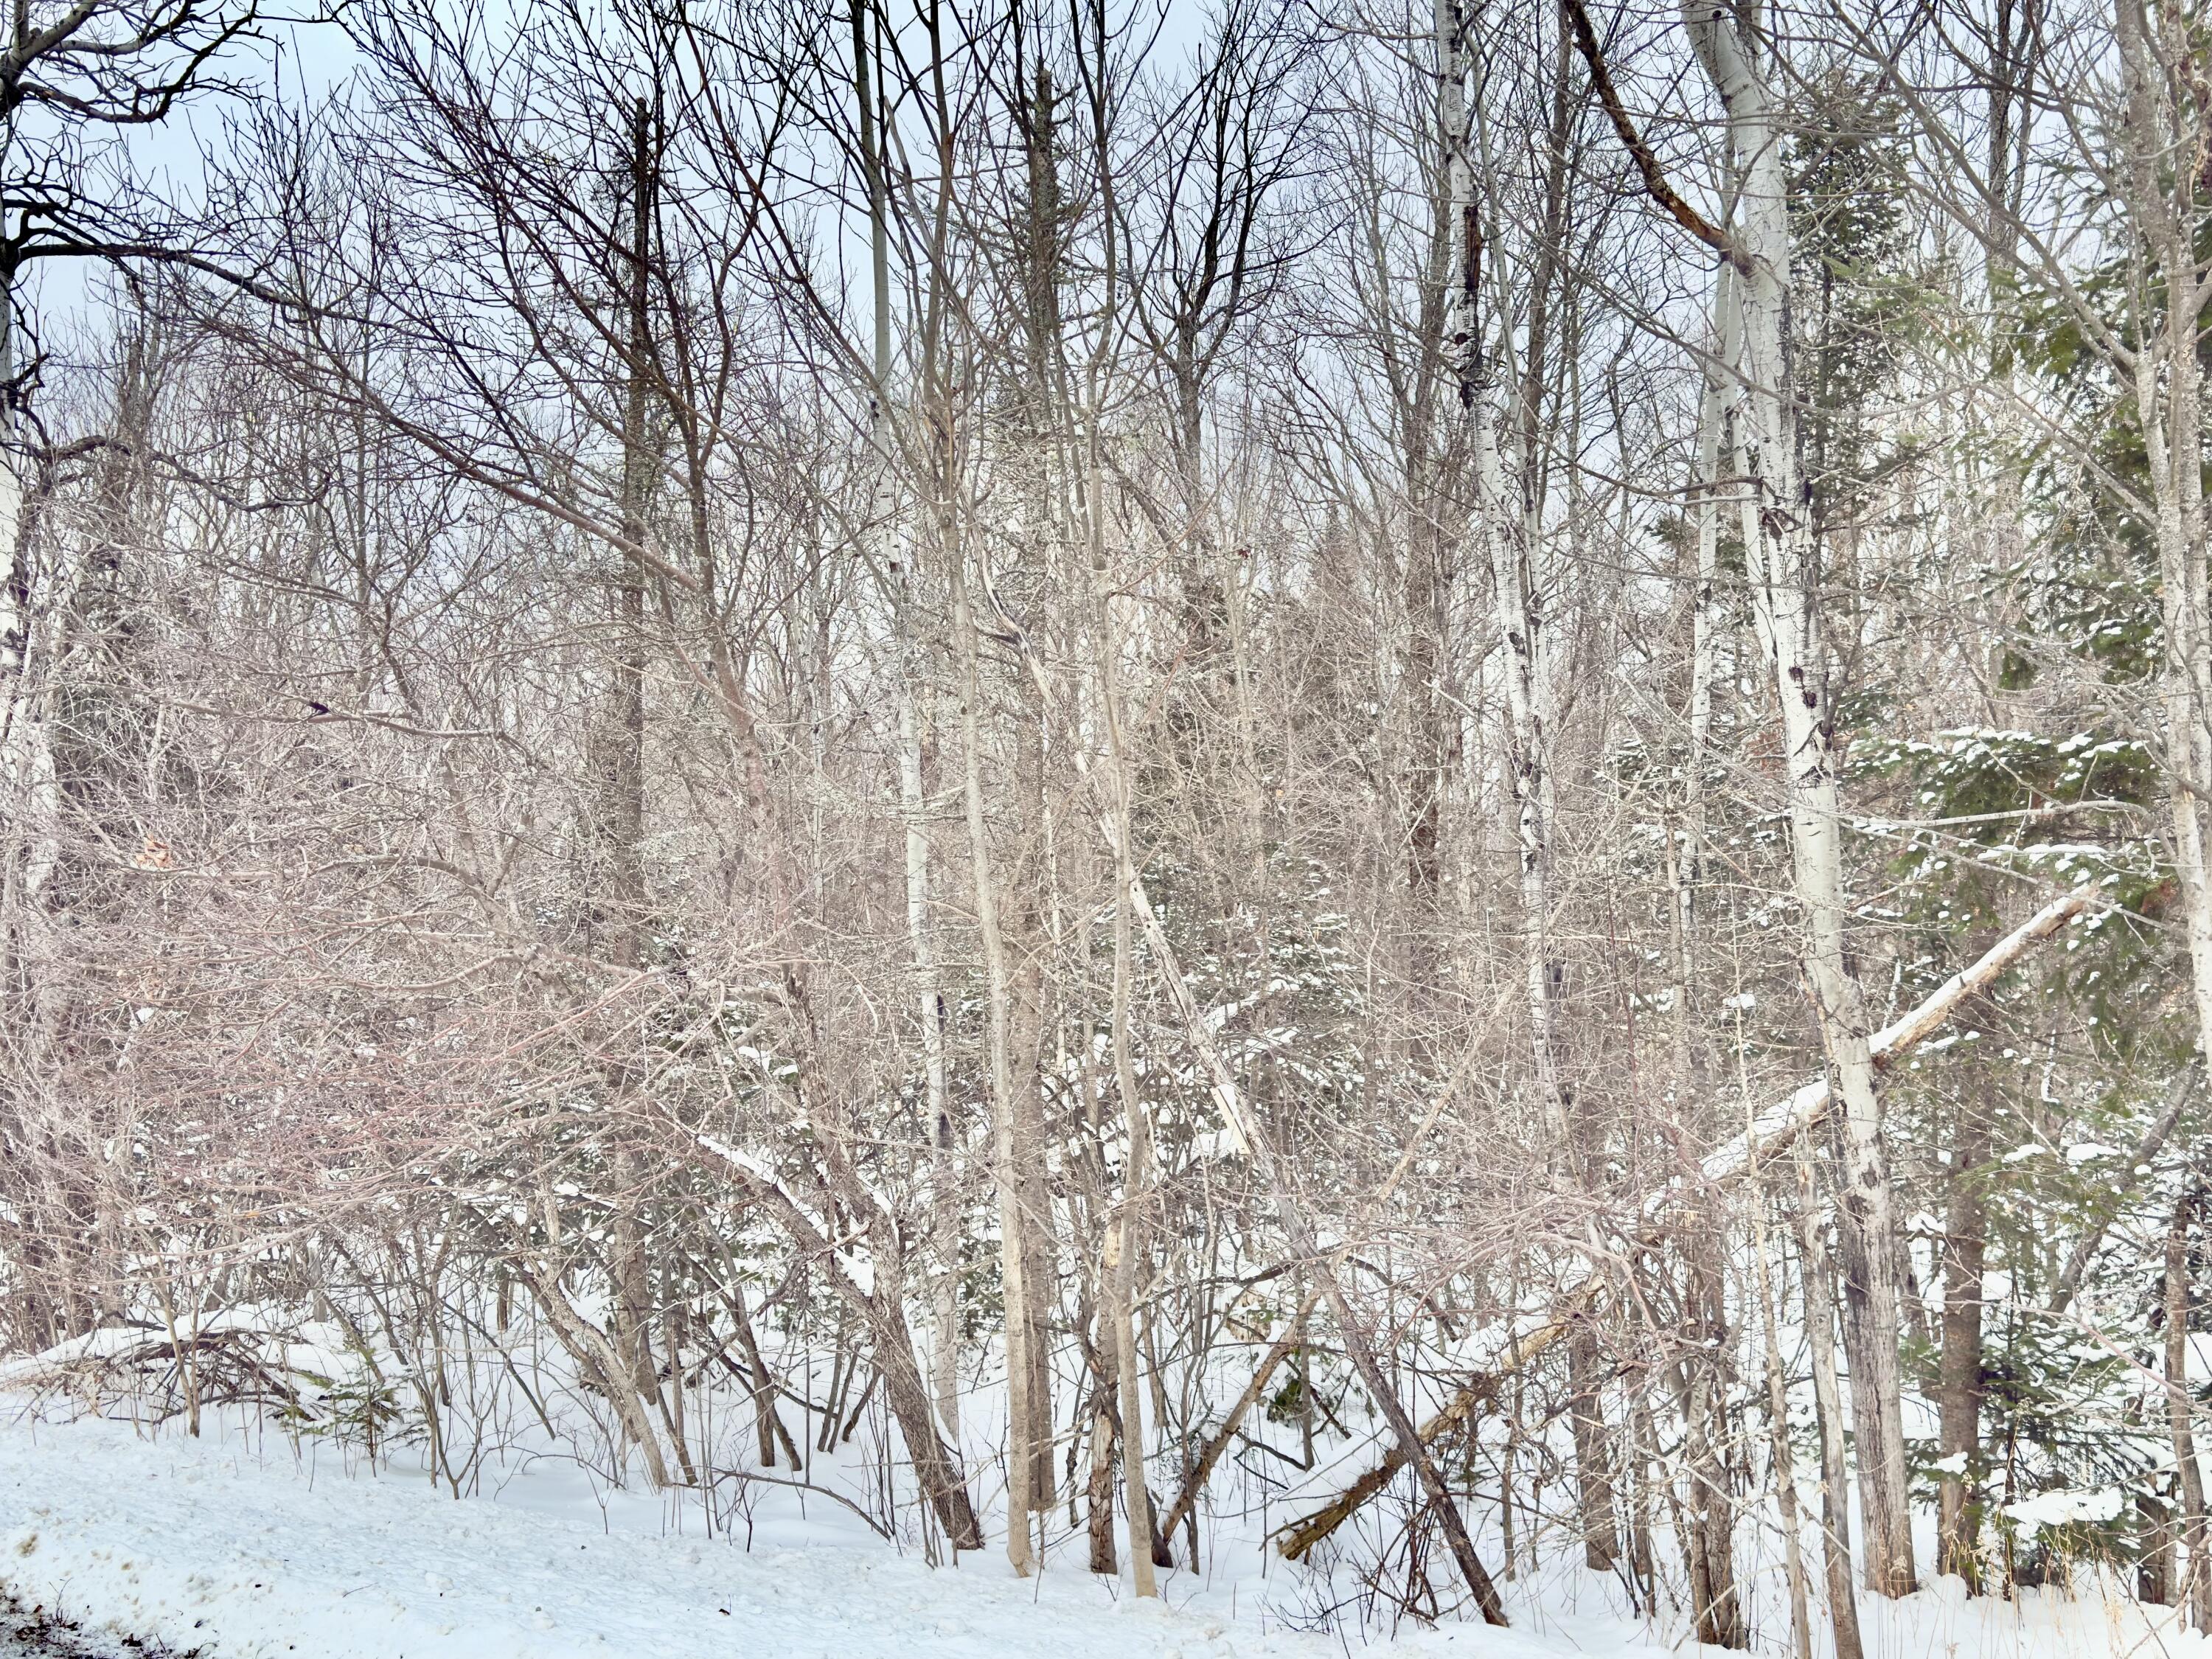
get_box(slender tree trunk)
[2115,18,2212,1630]
[598,96,679,1492]
[2166,1194,2211,1630]
[1680,1213,1744,1646]
[852,0,965,1451]
[1085,1307,1119,1574]
[947,519,1037,1576]
[2116,0,2212,1250]
[1677,263,1736,1073]
[1794,1153,1865,1659]
[1107,796,1158,1596]
[1938,1073,1992,1587]
[1566,1334,1619,1571]
[1753,1180,1815,1659]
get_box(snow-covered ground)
[0,1408,2202,1659]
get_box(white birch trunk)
[1686,0,1916,1596]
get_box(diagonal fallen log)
[1273,1312,1579,1562]
[1272,891,2098,1562]
[1157,1287,1324,1553]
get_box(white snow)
[2000,1486,2124,1538]
[0,1409,1617,1659]
[0,1411,2204,1659]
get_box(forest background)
[2,0,2211,1648]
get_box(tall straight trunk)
[1751,1177,1815,1659]
[948,532,1037,1576]
[0,256,21,734]
[1679,1212,1744,1646]
[1672,269,1745,1638]
[0,239,62,1220]
[1089,366,1161,1594]
[996,58,1065,1519]
[599,97,681,1491]
[1664,266,1753,1642]
[1677,264,1736,1070]
[1471,4,1619,1566]
[1937,1073,1992,1586]
[0,245,38,908]
[2118,7,2212,1620]
[905,630,961,1444]
[898,0,1002,1550]
[2117,44,2212,1567]
[1105,703,1159,1596]
[1473,372,1571,1161]
[1688,3,1913,1596]
[1402,0,1456,984]
[1795,1153,1865,1659]
[2167,1195,2211,1630]
[1404,505,1449,964]
[852,0,964,1447]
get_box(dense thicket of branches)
[3,0,2211,1641]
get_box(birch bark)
[1687,0,1915,1595]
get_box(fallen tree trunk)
[1273,1309,1579,1561]
[1157,1287,1324,1552]
[1272,891,2096,1562]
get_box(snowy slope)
[0,1410,2202,1659]
[0,1410,1562,1659]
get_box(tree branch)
[1561,0,1747,274]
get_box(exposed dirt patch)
[0,1593,191,1659]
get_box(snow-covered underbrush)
[4,1314,2208,1659]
